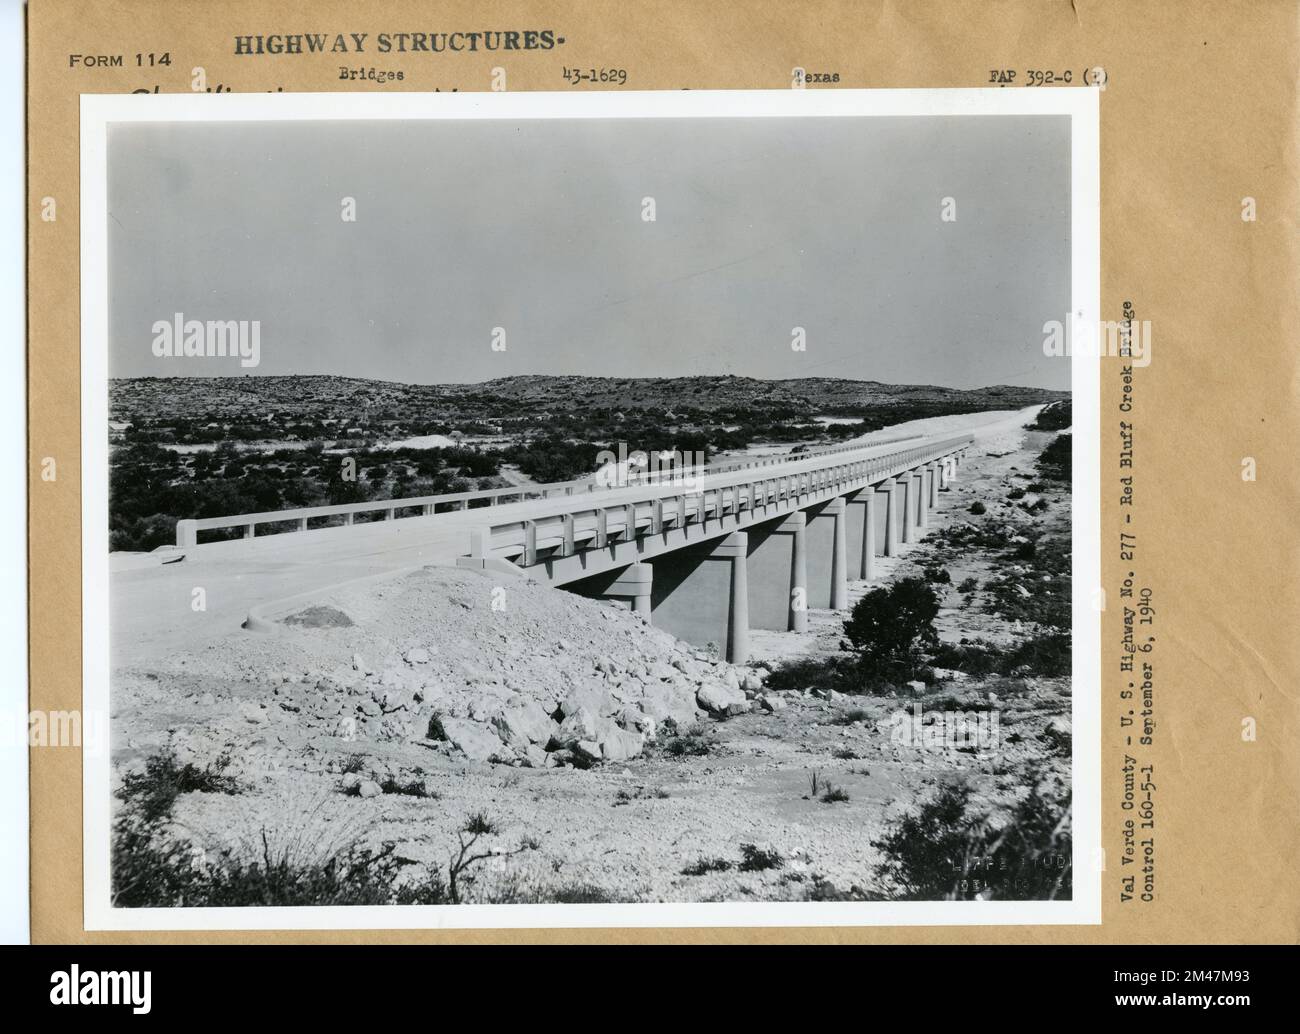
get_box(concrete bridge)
[455,434,972,664]
[112,429,976,668]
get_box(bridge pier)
[898,474,918,545]
[876,481,899,557]
[845,488,878,582]
[745,513,807,633]
[803,497,849,610]
[648,532,749,664]
[928,462,941,508]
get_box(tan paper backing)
[25,0,1300,943]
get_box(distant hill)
[110,374,1066,420]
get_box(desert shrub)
[968,501,986,515]
[842,577,940,682]
[929,632,1070,678]
[738,844,784,872]
[425,712,448,741]
[1007,487,1026,500]
[1037,433,1071,481]
[380,776,434,798]
[662,728,712,757]
[1031,400,1072,431]
[873,777,1071,901]
[957,577,980,593]
[764,654,854,694]
[117,751,242,825]
[111,752,519,908]
[113,816,450,908]
[682,856,734,876]
[821,784,850,804]
[923,565,952,584]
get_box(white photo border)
[80,87,1101,931]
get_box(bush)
[1030,400,1072,431]
[873,776,1071,900]
[764,654,853,694]
[968,501,986,515]
[842,577,940,681]
[1037,433,1071,481]
[662,729,712,757]
[682,857,734,876]
[928,632,1070,678]
[117,751,242,825]
[957,577,980,593]
[738,844,784,872]
[111,751,523,908]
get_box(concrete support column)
[878,481,900,557]
[830,497,848,610]
[565,561,653,622]
[898,474,916,545]
[745,513,807,633]
[609,562,653,620]
[929,462,940,508]
[917,468,930,530]
[726,536,750,664]
[788,515,808,633]
[648,532,750,664]
[804,497,848,609]
[846,488,877,581]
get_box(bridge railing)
[173,461,717,546]
[470,434,973,567]
[172,431,967,548]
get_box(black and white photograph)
[80,90,1100,928]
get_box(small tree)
[842,577,940,682]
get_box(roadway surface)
[109,407,1038,667]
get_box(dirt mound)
[114,566,761,775]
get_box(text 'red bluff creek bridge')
[174,432,973,666]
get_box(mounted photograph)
[80,89,1100,929]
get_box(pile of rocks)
[120,566,776,770]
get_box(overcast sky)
[108,114,1070,389]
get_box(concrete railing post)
[176,519,198,548]
[561,514,575,556]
